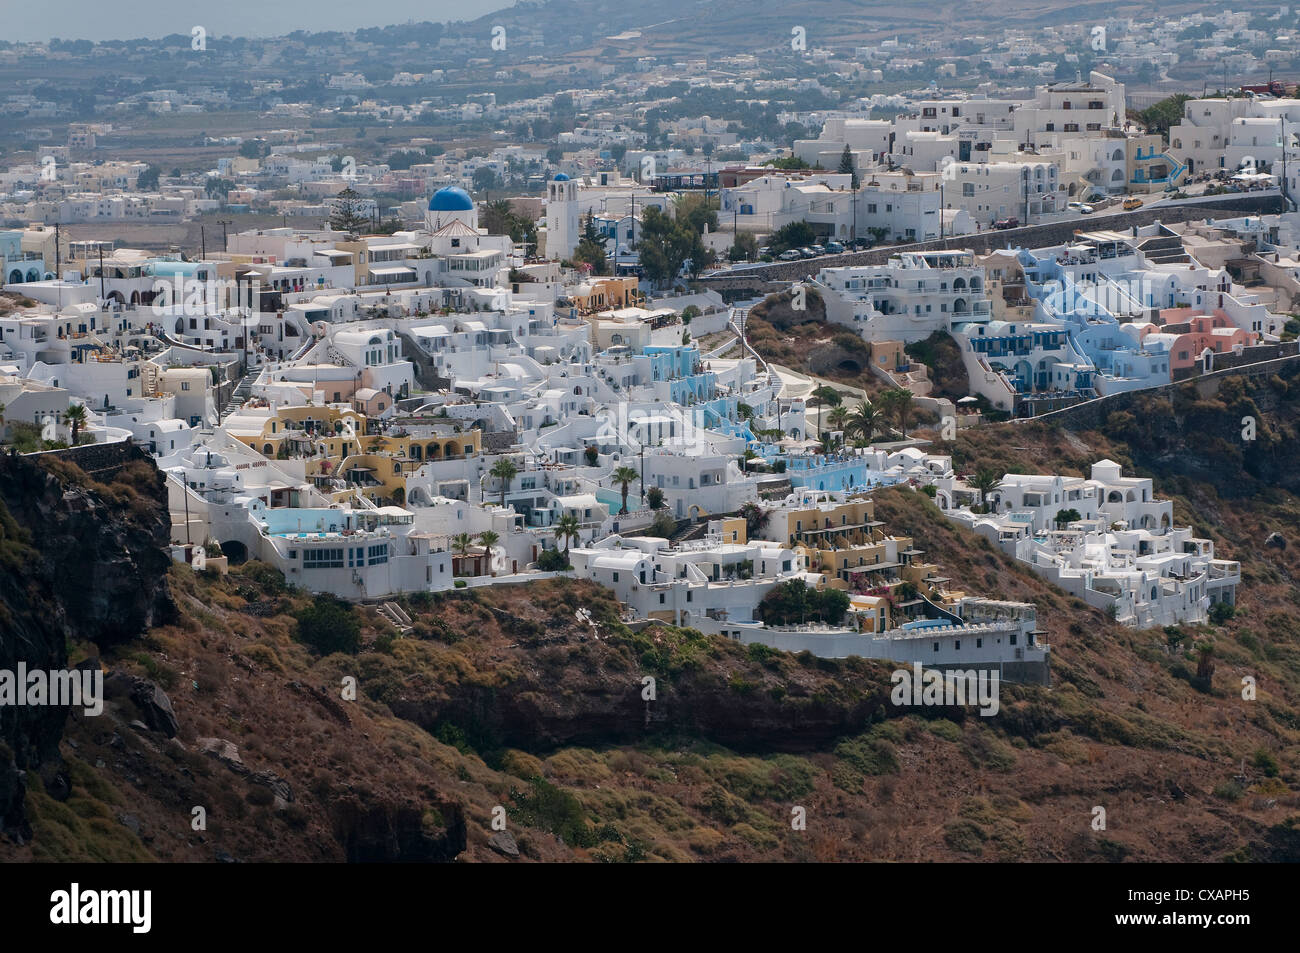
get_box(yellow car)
[1123,198,1143,211]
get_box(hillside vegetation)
[3,365,1300,861]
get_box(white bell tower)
[546,173,580,260]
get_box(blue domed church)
[425,186,478,232]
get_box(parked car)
[1122,197,1143,211]
[777,249,802,261]
[808,244,826,255]
[992,217,1019,230]
[798,247,818,259]
[824,241,845,254]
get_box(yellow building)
[225,403,482,506]
[570,276,639,314]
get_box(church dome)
[428,186,474,211]
[552,172,570,181]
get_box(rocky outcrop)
[0,449,174,843]
[104,672,179,738]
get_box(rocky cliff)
[0,449,174,841]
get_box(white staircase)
[377,601,413,634]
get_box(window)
[933,642,939,652]
[181,381,190,391]
[368,544,388,565]
[303,548,344,569]
[976,638,982,648]
[612,571,620,582]
[1009,633,1018,646]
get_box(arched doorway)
[221,540,249,565]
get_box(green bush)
[1209,601,1236,625]
[758,579,850,626]
[294,594,361,655]
[1253,749,1280,778]
[650,512,677,538]
[536,548,571,571]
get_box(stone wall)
[700,193,1286,297]
[28,438,146,477]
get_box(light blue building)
[1,230,49,285]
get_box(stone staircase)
[220,368,260,420]
[377,601,413,634]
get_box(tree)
[65,403,88,444]
[489,457,519,508]
[554,513,581,559]
[739,500,769,537]
[878,388,914,437]
[572,213,608,275]
[765,155,811,170]
[136,164,161,191]
[295,594,361,655]
[768,220,816,255]
[612,465,639,514]
[204,177,234,201]
[584,445,599,466]
[482,198,516,235]
[536,548,570,571]
[637,205,709,285]
[677,192,718,235]
[758,579,849,626]
[477,530,501,576]
[1053,508,1081,528]
[451,532,474,563]
[809,384,841,437]
[828,405,849,433]
[1136,94,1192,140]
[845,399,881,442]
[650,511,678,538]
[329,187,369,237]
[472,166,501,193]
[837,144,858,188]
[969,467,1000,510]
[646,486,665,510]
[729,231,759,261]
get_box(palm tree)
[489,457,519,508]
[969,467,1001,512]
[827,405,849,433]
[451,531,474,564]
[611,465,639,514]
[892,388,915,437]
[65,403,88,445]
[845,399,882,443]
[876,389,900,436]
[554,514,581,560]
[477,530,501,576]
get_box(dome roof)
[552,172,570,181]
[428,186,474,211]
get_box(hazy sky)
[11,0,515,42]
